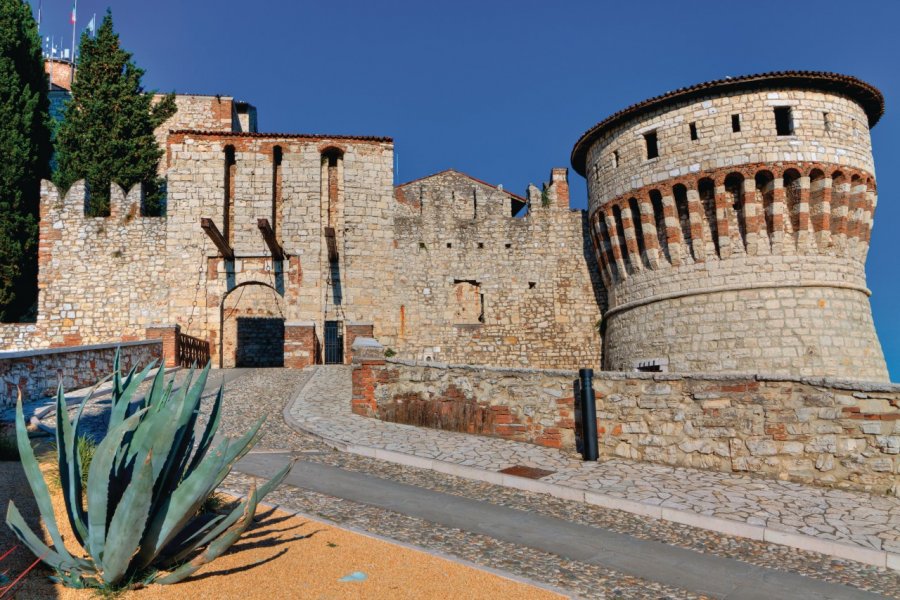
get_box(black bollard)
[579,368,599,461]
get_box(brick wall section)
[353,359,578,449]
[356,359,900,494]
[345,323,374,364]
[0,340,162,407]
[145,325,180,367]
[284,323,318,368]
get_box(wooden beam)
[257,218,285,261]
[200,218,234,260]
[324,226,339,263]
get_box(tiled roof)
[571,71,885,176]
[170,129,393,143]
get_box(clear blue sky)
[32,0,900,380]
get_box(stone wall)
[354,359,900,493]
[577,77,888,381]
[6,181,169,351]
[164,131,396,368]
[0,340,162,407]
[389,169,603,370]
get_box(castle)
[0,70,890,383]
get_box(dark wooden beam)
[200,218,234,260]
[257,218,285,261]
[324,226,339,263]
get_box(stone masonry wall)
[580,82,888,381]
[164,132,396,366]
[389,169,604,370]
[0,181,169,352]
[0,340,162,407]
[355,359,900,494]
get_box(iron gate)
[324,320,344,364]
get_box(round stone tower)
[571,71,889,381]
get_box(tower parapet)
[572,71,888,381]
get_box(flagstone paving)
[22,366,900,598]
[285,366,900,563]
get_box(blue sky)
[32,0,899,380]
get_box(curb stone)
[284,367,900,572]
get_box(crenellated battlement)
[574,71,889,381]
[40,179,168,223]
[33,179,168,348]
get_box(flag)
[70,2,76,25]
[86,15,96,35]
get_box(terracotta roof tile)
[170,129,393,143]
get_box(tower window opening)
[644,131,659,159]
[774,107,794,136]
[823,112,832,132]
[612,150,620,168]
[731,114,741,132]
[689,122,698,141]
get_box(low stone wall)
[353,359,900,494]
[0,340,162,407]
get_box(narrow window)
[689,122,698,141]
[272,145,282,238]
[823,112,832,132]
[644,132,659,159]
[612,150,619,168]
[774,107,793,136]
[731,114,741,132]
[224,145,236,247]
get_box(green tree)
[55,11,175,217]
[0,0,51,322]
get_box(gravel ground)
[43,367,900,599]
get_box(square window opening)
[774,107,793,136]
[644,132,659,159]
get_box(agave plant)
[5,353,291,589]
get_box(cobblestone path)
[25,367,900,598]
[287,366,900,562]
[227,367,898,598]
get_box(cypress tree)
[55,11,175,217]
[0,0,51,322]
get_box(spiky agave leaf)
[9,391,88,569]
[57,374,109,548]
[86,408,148,560]
[150,465,291,587]
[159,460,294,569]
[99,451,156,585]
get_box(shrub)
[5,351,291,590]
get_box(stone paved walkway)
[287,366,900,570]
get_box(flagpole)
[70,0,77,66]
